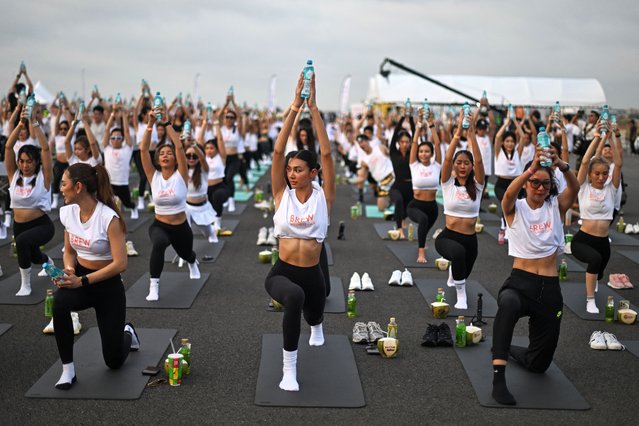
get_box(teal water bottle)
[206,102,213,122]
[43,262,66,282]
[537,127,552,167]
[115,93,122,104]
[76,101,85,121]
[462,102,471,129]
[554,101,561,123]
[25,94,36,120]
[422,98,430,120]
[182,118,191,140]
[600,105,610,134]
[153,91,163,120]
[301,60,314,99]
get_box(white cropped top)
[151,170,187,215]
[441,176,483,218]
[410,161,441,191]
[206,154,225,181]
[104,145,133,185]
[60,202,118,261]
[578,182,616,221]
[9,171,51,212]
[494,151,522,177]
[273,181,328,243]
[221,126,240,150]
[507,197,564,259]
[187,168,208,198]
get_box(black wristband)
[81,275,89,286]
[429,124,435,129]
[163,121,172,127]
[559,163,570,173]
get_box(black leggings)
[265,259,325,351]
[492,269,563,373]
[494,177,515,226]
[207,181,229,217]
[148,219,196,278]
[52,160,68,194]
[320,242,330,297]
[224,154,241,197]
[132,150,153,196]
[112,185,135,209]
[14,214,55,269]
[53,263,131,367]
[407,199,439,248]
[389,181,413,229]
[434,227,478,281]
[571,230,610,281]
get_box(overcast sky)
[2,0,638,110]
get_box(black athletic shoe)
[421,324,439,347]
[124,323,140,351]
[436,323,453,347]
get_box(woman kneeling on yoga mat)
[53,163,140,390]
[264,72,335,391]
[491,146,578,405]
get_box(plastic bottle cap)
[47,289,53,295]
[181,338,189,344]
[390,317,396,322]
[458,315,465,320]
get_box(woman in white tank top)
[265,73,335,392]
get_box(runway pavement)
[1,153,639,424]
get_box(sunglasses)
[225,116,236,120]
[186,153,198,160]
[528,179,552,189]
[110,136,123,141]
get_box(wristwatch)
[558,162,570,173]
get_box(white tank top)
[244,133,258,151]
[54,135,67,156]
[521,143,535,168]
[555,168,567,194]
[578,182,616,220]
[410,161,441,190]
[104,145,133,185]
[151,170,187,215]
[136,123,158,148]
[441,176,483,218]
[206,154,225,181]
[507,197,564,259]
[60,202,117,261]
[607,163,623,210]
[68,153,101,167]
[360,146,394,183]
[221,126,240,150]
[494,150,522,177]
[273,181,328,243]
[187,168,208,198]
[476,134,493,176]
[9,170,51,211]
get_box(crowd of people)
[0,63,633,404]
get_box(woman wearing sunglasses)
[571,121,621,313]
[219,94,245,212]
[184,142,219,243]
[102,105,138,219]
[50,113,70,209]
[491,145,578,405]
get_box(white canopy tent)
[366,74,606,108]
[33,81,55,104]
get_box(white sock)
[56,362,75,387]
[586,297,599,314]
[280,349,299,391]
[188,261,201,279]
[4,211,11,227]
[309,324,325,346]
[207,224,218,243]
[51,193,59,208]
[454,279,467,310]
[595,281,599,293]
[146,278,160,301]
[131,207,139,219]
[16,267,32,296]
[447,267,455,287]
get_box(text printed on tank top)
[529,221,552,234]
[15,186,34,197]
[158,188,176,198]
[419,168,433,178]
[454,187,470,201]
[289,213,315,227]
[589,190,605,203]
[69,233,91,248]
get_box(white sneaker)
[0,223,6,240]
[71,312,82,335]
[125,241,139,256]
[38,266,49,277]
[589,331,606,350]
[625,224,634,234]
[432,228,443,240]
[603,332,624,350]
[257,227,268,245]
[43,318,54,334]
[388,270,402,286]
[634,223,639,235]
[130,207,139,220]
[266,227,277,246]
[400,268,413,286]
[254,200,271,210]
[136,197,145,210]
[188,260,201,279]
[227,197,236,212]
[51,195,59,209]
[361,273,374,291]
[349,272,362,291]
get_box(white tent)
[367,74,606,108]
[33,81,55,104]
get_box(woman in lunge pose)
[491,146,578,405]
[52,163,140,390]
[571,121,621,313]
[141,106,200,301]
[265,73,334,391]
[435,112,484,309]
[407,108,442,263]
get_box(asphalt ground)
[1,152,639,425]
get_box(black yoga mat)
[386,243,440,268]
[325,242,334,266]
[0,273,53,305]
[267,276,345,314]
[616,249,639,266]
[164,239,225,263]
[255,334,365,407]
[192,219,239,238]
[560,281,639,321]
[415,279,499,318]
[372,222,418,240]
[0,323,12,336]
[26,327,177,400]
[224,202,247,216]
[126,272,210,309]
[455,336,590,410]
[625,341,639,358]
[0,235,11,248]
[123,214,151,233]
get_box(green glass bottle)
[44,289,54,319]
[347,290,357,319]
[455,316,466,348]
[605,296,615,323]
[559,259,568,281]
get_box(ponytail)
[95,165,127,233]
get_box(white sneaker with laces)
[634,223,639,234]
[400,269,413,286]
[625,224,634,235]
[126,241,139,256]
[136,197,145,210]
[603,332,624,350]
[256,227,268,245]
[361,273,374,291]
[43,318,54,334]
[0,223,6,240]
[388,270,402,286]
[71,312,82,335]
[349,272,362,291]
[130,207,139,220]
[125,323,141,351]
[266,227,277,246]
[227,197,236,212]
[188,260,201,279]
[589,331,607,350]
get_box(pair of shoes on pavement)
[126,241,139,256]
[624,223,639,234]
[607,273,634,289]
[388,269,413,286]
[352,321,386,343]
[349,272,374,291]
[589,331,624,350]
[43,312,82,335]
[421,323,453,347]
[256,227,277,246]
